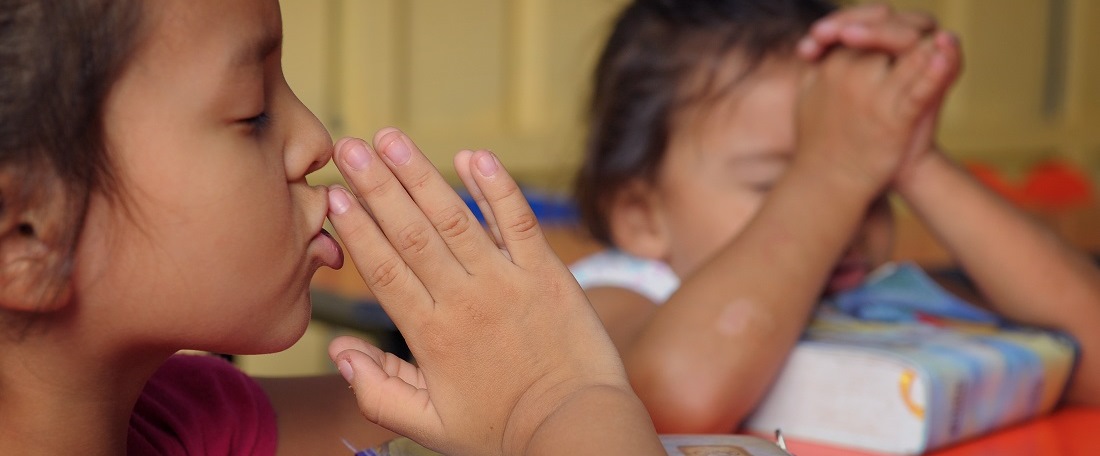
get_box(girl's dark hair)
[574,0,836,245]
[0,0,143,308]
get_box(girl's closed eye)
[241,111,271,134]
[730,162,787,194]
[723,149,791,195]
[747,180,777,193]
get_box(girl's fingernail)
[329,187,352,215]
[345,142,372,170]
[334,137,352,152]
[476,153,499,177]
[383,136,412,165]
[337,359,355,384]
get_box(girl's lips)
[312,228,344,270]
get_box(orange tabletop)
[779,406,1100,456]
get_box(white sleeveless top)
[568,249,680,304]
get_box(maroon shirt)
[128,355,278,455]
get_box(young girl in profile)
[0,0,663,454]
[571,0,1100,433]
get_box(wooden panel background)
[281,0,1100,189]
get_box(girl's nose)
[284,93,333,181]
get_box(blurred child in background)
[571,0,1100,433]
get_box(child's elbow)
[628,362,751,434]
[648,397,745,434]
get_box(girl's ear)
[607,179,671,261]
[0,170,73,313]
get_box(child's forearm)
[895,151,1100,325]
[896,151,1100,404]
[625,161,882,431]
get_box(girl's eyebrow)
[726,148,791,164]
[234,29,282,65]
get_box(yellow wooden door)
[282,0,631,190]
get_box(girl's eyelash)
[750,182,775,193]
[243,112,271,133]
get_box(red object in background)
[965,162,1025,204]
[965,160,1094,210]
[1019,160,1094,209]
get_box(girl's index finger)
[327,184,433,323]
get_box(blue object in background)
[459,187,579,225]
[829,262,1001,324]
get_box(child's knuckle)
[432,205,473,241]
[503,211,541,242]
[404,167,434,193]
[338,222,371,246]
[394,222,432,258]
[487,178,522,204]
[367,255,406,289]
[361,176,396,201]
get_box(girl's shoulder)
[129,354,278,456]
[569,249,680,304]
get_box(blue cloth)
[826,262,1001,325]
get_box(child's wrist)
[895,148,951,198]
[515,384,657,454]
[788,153,887,205]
